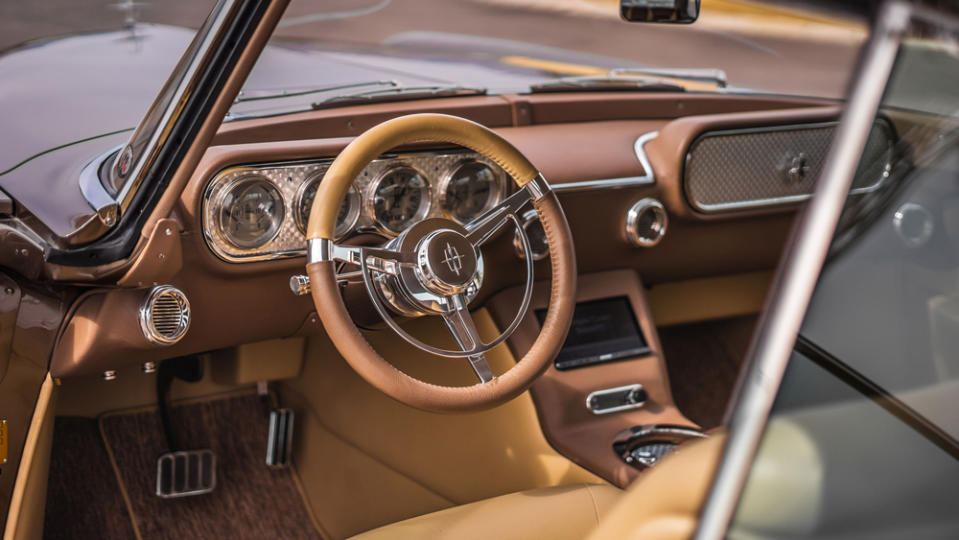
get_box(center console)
[489,269,699,487]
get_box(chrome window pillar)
[62,0,285,262]
[80,0,241,234]
[693,2,912,538]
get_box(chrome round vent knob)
[625,198,668,248]
[139,285,191,345]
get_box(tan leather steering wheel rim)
[305,113,576,412]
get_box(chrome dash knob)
[290,275,311,296]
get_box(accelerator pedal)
[266,408,294,468]
[156,449,217,498]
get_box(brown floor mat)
[44,417,137,540]
[659,315,757,429]
[99,394,322,540]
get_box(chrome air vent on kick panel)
[139,286,191,345]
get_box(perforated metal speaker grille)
[684,120,895,212]
[139,286,191,345]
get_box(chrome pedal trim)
[156,449,216,498]
[266,408,294,468]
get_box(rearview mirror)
[620,0,700,23]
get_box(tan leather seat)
[350,483,621,540]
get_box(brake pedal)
[156,449,217,498]
[266,408,294,468]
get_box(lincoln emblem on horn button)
[442,242,465,276]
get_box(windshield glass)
[234,0,868,119]
[729,12,959,539]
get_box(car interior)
[2,1,934,539]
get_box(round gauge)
[216,175,285,249]
[440,161,502,224]
[370,165,431,235]
[295,174,360,239]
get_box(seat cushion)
[350,483,621,540]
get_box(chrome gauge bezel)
[367,164,433,236]
[202,152,510,263]
[214,173,285,250]
[294,172,360,240]
[437,159,506,225]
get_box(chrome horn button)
[415,229,478,294]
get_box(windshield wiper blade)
[530,75,685,93]
[234,80,400,104]
[610,68,727,88]
[311,85,487,109]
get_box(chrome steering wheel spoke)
[441,293,495,383]
[465,185,535,247]
[313,239,412,277]
[319,179,543,384]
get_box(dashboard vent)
[139,286,191,345]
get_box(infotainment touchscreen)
[535,296,650,370]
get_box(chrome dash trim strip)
[690,183,886,213]
[551,131,658,192]
[693,3,911,539]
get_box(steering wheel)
[305,113,576,412]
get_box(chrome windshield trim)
[693,3,912,539]
[550,131,658,193]
[110,0,237,213]
[72,0,240,244]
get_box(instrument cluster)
[202,151,509,262]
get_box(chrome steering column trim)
[550,131,658,193]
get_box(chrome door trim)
[693,2,912,538]
[550,131,658,192]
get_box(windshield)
[234,0,868,119]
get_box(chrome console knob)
[624,198,668,248]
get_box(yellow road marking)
[501,55,720,91]
[503,56,606,76]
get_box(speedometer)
[295,173,360,239]
[215,175,284,249]
[370,165,431,235]
[439,160,502,224]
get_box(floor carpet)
[44,417,137,540]
[45,394,322,540]
[659,315,757,429]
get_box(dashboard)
[48,92,869,379]
[202,151,509,262]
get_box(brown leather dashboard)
[50,91,836,378]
